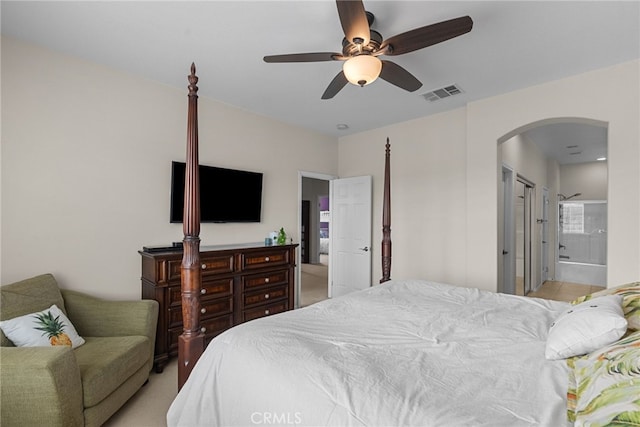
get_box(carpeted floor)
[103,359,177,427]
[300,255,329,307]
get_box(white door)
[329,176,372,298]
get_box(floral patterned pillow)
[566,357,578,423]
[568,330,640,426]
[572,282,640,330]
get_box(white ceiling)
[521,121,608,165]
[2,1,638,161]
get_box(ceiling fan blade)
[379,60,422,92]
[264,52,344,63]
[380,16,473,56]
[321,71,349,100]
[336,0,370,46]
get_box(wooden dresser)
[140,242,298,372]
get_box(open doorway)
[299,173,333,307]
[497,118,608,296]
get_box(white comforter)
[168,280,571,427]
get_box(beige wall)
[3,37,638,298]
[560,162,608,201]
[1,37,338,299]
[340,60,639,291]
[338,108,469,286]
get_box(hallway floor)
[527,280,604,302]
[300,260,603,307]
[300,255,329,307]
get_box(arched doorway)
[498,118,608,295]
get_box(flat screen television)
[170,161,263,223]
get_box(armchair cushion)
[75,336,150,407]
[62,289,158,337]
[62,289,159,373]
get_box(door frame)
[517,175,535,295]
[297,171,336,308]
[500,165,515,294]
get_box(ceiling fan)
[263,0,473,99]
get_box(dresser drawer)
[240,248,290,271]
[168,313,234,355]
[200,254,235,277]
[244,284,288,307]
[242,300,288,322]
[167,259,182,282]
[168,278,233,306]
[168,296,233,327]
[242,270,289,291]
[166,254,234,283]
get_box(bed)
[168,279,572,426]
[319,235,329,255]
[170,64,640,427]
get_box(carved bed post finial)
[178,63,205,390]
[188,63,198,95]
[381,138,392,283]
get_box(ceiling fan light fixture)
[343,55,382,87]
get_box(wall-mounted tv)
[170,161,263,223]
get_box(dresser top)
[140,242,298,256]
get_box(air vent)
[422,84,464,102]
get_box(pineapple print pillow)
[0,304,85,348]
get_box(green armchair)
[0,274,159,427]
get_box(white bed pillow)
[0,304,85,348]
[545,295,626,360]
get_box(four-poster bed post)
[178,63,205,389]
[174,64,394,387]
[380,138,391,283]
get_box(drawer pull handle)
[265,278,270,283]
[265,309,270,315]
[200,289,207,295]
[201,308,207,314]
[200,327,206,333]
[201,264,207,270]
[265,293,270,299]
[265,256,270,262]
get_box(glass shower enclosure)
[557,201,607,285]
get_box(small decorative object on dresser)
[139,242,298,373]
[276,227,287,245]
